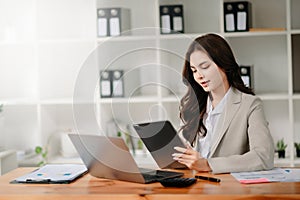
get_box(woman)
[173,33,274,174]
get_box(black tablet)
[133,120,186,169]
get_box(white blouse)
[198,87,232,158]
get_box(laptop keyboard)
[140,169,184,183]
[142,173,166,183]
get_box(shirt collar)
[206,87,232,115]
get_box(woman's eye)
[201,64,209,69]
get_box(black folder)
[224,2,236,32]
[97,8,109,37]
[224,1,252,32]
[111,70,124,97]
[97,8,131,37]
[100,70,112,98]
[240,65,253,88]
[160,4,184,34]
[236,1,252,31]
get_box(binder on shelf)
[171,5,184,33]
[97,8,131,37]
[111,70,124,97]
[109,8,121,36]
[100,70,125,98]
[100,70,112,98]
[292,35,300,93]
[97,8,109,37]
[224,2,236,32]
[224,1,252,32]
[160,5,171,34]
[160,5,184,34]
[236,1,252,31]
[240,65,254,88]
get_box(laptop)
[68,134,183,184]
[133,120,187,169]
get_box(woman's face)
[190,50,228,93]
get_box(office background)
[0,0,300,173]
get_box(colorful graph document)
[11,164,87,184]
[231,168,300,184]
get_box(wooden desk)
[0,168,299,200]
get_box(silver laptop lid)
[68,134,146,183]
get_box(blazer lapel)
[209,89,242,157]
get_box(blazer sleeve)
[207,96,275,174]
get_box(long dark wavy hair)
[179,33,254,145]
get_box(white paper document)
[12,164,87,184]
[231,168,300,184]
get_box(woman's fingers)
[172,145,210,171]
[185,141,193,149]
[174,146,194,154]
[173,146,186,153]
[173,147,197,160]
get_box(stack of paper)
[231,168,300,184]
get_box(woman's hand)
[172,146,211,172]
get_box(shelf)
[40,99,74,105]
[161,95,182,103]
[99,95,160,103]
[291,30,300,34]
[99,94,185,104]
[157,31,287,40]
[40,99,96,105]
[293,94,300,100]
[38,39,96,44]
[158,33,200,40]
[0,98,38,106]
[0,41,35,46]
[257,93,289,101]
[224,30,287,38]
[97,35,157,43]
[0,99,96,106]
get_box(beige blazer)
[195,88,274,174]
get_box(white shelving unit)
[0,0,299,167]
[0,0,97,166]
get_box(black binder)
[109,8,131,36]
[97,8,131,37]
[171,5,184,33]
[97,8,109,37]
[111,70,124,97]
[160,5,184,34]
[224,2,236,32]
[109,8,121,36]
[236,1,252,31]
[240,65,253,88]
[160,5,171,34]
[224,1,252,32]
[100,70,112,98]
